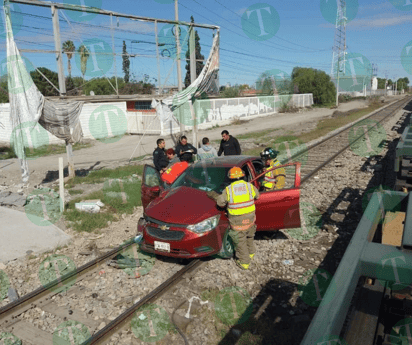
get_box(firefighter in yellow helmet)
[216,166,260,270]
[260,147,286,190]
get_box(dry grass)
[230,116,249,125]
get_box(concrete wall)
[0,93,314,147]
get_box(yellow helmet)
[228,167,244,179]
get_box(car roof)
[192,156,261,168]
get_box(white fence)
[338,90,403,97]
[0,93,313,147]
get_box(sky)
[0,0,411,92]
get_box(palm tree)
[78,44,89,82]
[62,40,75,77]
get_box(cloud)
[349,13,412,28]
[358,1,393,14]
[235,7,247,16]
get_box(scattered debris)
[0,191,27,207]
[75,200,104,213]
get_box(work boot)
[235,260,249,270]
[249,253,255,260]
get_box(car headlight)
[187,215,220,234]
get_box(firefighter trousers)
[231,224,256,265]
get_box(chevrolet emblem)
[160,225,169,231]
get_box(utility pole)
[52,5,76,179]
[51,5,66,96]
[175,0,185,134]
[190,24,197,149]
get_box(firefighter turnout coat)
[217,180,260,231]
[262,159,286,190]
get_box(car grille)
[146,226,185,241]
[142,243,190,256]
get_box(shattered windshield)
[168,165,232,193]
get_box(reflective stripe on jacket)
[226,180,256,216]
[262,159,285,189]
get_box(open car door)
[141,165,163,210]
[250,162,301,231]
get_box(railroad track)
[281,96,412,187]
[1,96,410,345]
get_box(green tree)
[184,16,205,88]
[0,75,9,103]
[62,40,75,77]
[78,44,89,82]
[30,67,59,96]
[292,67,335,105]
[122,41,130,83]
[83,77,126,96]
[222,86,240,98]
[377,78,386,89]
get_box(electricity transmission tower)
[331,0,347,106]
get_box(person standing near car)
[218,130,241,156]
[260,147,286,190]
[153,138,169,173]
[166,148,180,168]
[176,136,197,163]
[215,167,260,270]
[198,137,218,160]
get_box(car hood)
[146,186,219,225]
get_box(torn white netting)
[4,1,84,183]
[152,30,220,124]
[5,1,44,183]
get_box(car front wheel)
[216,229,235,259]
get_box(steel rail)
[81,259,203,345]
[300,97,411,184]
[0,241,135,326]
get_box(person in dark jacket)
[175,136,197,162]
[218,130,241,156]
[153,138,169,173]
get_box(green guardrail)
[395,123,412,172]
[301,189,412,344]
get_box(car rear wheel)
[217,229,234,259]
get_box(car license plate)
[154,241,170,252]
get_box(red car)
[138,156,301,259]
